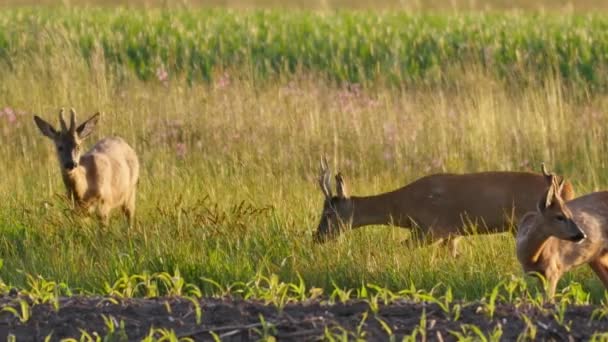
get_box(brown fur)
[315,162,574,254]
[517,176,608,298]
[34,109,139,226]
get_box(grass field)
[2,9,608,88]
[1,3,608,315]
[3,0,608,11]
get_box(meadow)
[1,4,608,327]
[2,8,608,88]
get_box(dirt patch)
[0,294,604,340]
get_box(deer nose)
[64,161,77,170]
[570,232,587,243]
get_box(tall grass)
[1,9,608,88]
[1,31,608,301]
[4,0,608,12]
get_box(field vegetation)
[2,8,608,87]
[1,3,608,339]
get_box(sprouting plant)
[155,269,202,297]
[209,331,221,342]
[185,295,203,325]
[353,311,368,341]
[367,284,398,305]
[375,316,396,342]
[76,329,102,342]
[200,277,235,298]
[243,273,296,310]
[365,294,380,314]
[552,299,571,332]
[416,287,461,321]
[287,273,308,301]
[323,326,349,342]
[517,314,537,341]
[558,281,590,305]
[309,286,324,300]
[503,276,529,304]
[143,328,194,342]
[103,272,141,298]
[356,282,369,299]
[590,332,608,342]
[252,314,277,342]
[100,315,128,341]
[21,274,71,310]
[330,281,354,303]
[591,292,608,321]
[403,308,427,342]
[1,299,31,323]
[483,280,504,319]
[449,324,502,342]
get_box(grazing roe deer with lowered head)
[34,108,140,226]
[517,166,608,298]
[314,158,575,256]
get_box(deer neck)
[62,166,87,203]
[516,219,553,271]
[350,192,407,228]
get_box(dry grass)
[0,38,607,300]
[2,0,608,12]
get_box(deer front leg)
[97,200,111,226]
[589,257,608,290]
[544,271,561,301]
[444,236,462,258]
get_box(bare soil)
[0,294,605,341]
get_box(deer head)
[313,156,354,243]
[34,108,100,172]
[536,164,585,243]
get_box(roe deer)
[34,108,139,226]
[517,167,608,298]
[314,158,574,256]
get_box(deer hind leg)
[589,255,608,290]
[122,191,136,227]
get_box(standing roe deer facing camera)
[314,158,574,256]
[34,108,139,226]
[517,165,608,298]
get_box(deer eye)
[57,146,64,152]
[556,215,566,222]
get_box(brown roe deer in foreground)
[34,109,140,226]
[314,159,574,256]
[517,168,608,298]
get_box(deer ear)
[557,178,567,196]
[76,112,100,139]
[33,116,58,139]
[335,173,349,199]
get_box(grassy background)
[2,9,608,88]
[1,6,608,301]
[3,0,608,11]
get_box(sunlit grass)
[3,0,608,12]
[1,8,608,87]
[0,33,607,302]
